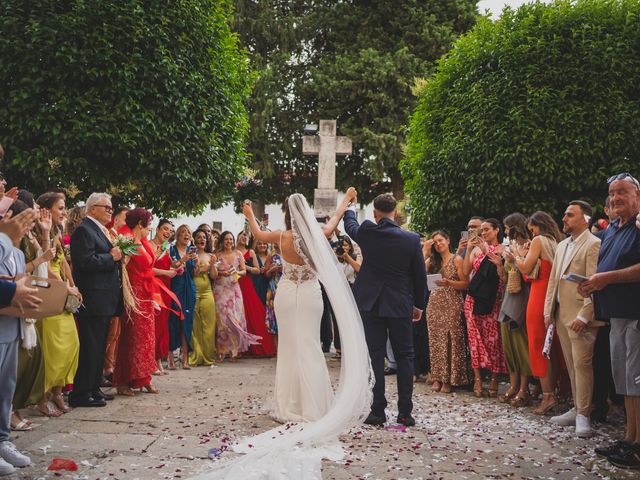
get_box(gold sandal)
[510,390,532,407]
[498,386,518,403]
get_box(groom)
[343,190,427,426]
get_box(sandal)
[487,377,499,398]
[140,384,159,394]
[511,390,532,407]
[499,386,518,404]
[52,394,73,413]
[441,383,452,394]
[117,387,136,397]
[36,400,62,417]
[11,412,32,432]
[532,392,557,415]
[431,381,442,393]
[473,377,484,398]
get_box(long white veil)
[191,193,373,479]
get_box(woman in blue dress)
[168,224,197,369]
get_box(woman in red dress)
[114,208,159,395]
[237,231,276,356]
[150,219,177,375]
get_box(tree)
[233,0,478,205]
[0,0,251,215]
[403,0,640,234]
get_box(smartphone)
[262,213,269,222]
[460,231,469,240]
[469,229,479,241]
[189,246,197,255]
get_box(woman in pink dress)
[236,231,276,357]
[462,218,507,398]
[213,231,261,361]
[114,208,159,395]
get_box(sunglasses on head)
[607,172,640,188]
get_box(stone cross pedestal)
[302,119,352,218]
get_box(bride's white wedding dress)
[272,235,333,422]
[190,194,372,480]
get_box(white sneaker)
[550,407,577,426]
[0,441,31,468]
[0,457,15,476]
[575,414,592,438]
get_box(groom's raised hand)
[346,187,358,204]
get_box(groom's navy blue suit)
[344,210,427,416]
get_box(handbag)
[0,273,68,319]
[506,263,522,294]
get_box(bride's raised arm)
[242,201,282,244]
[321,187,357,239]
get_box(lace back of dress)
[280,230,316,283]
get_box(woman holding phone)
[168,225,197,369]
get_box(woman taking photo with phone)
[168,224,197,369]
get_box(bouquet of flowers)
[233,170,263,213]
[112,235,141,257]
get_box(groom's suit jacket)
[344,210,427,318]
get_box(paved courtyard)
[10,357,635,479]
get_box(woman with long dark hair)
[462,218,507,398]
[189,228,219,366]
[513,211,563,414]
[425,230,469,393]
[499,213,533,406]
[150,219,177,374]
[36,192,81,413]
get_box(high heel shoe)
[117,387,135,397]
[181,356,191,370]
[140,384,159,394]
[510,390,532,407]
[487,378,499,398]
[532,392,557,414]
[498,386,518,404]
[473,378,484,398]
[52,394,73,413]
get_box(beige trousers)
[555,318,598,416]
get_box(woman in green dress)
[36,192,82,413]
[188,229,219,366]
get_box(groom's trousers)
[361,311,414,415]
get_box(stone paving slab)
[9,357,637,479]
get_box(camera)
[331,236,346,256]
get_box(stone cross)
[302,119,352,217]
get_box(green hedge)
[0,0,251,214]
[403,0,640,233]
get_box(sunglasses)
[607,172,640,189]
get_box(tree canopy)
[233,0,478,205]
[1,0,251,214]
[403,0,640,234]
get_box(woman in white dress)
[242,193,351,422]
[191,191,372,480]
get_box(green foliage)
[403,0,640,234]
[233,0,477,204]
[0,0,251,215]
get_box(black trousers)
[70,314,110,400]
[362,310,414,415]
[413,309,429,376]
[320,284,333,352]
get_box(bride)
[191,190,372,479]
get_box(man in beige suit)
[544,200,601,437]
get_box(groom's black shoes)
[364,411,386,426]
[397,413,415,427]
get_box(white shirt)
[86,215,112,242]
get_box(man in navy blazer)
[344,191,427,426]
[69,193,122,408]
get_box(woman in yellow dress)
[189,228,219,366]
[36,192,81,413]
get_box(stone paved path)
[11,357,634,479]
